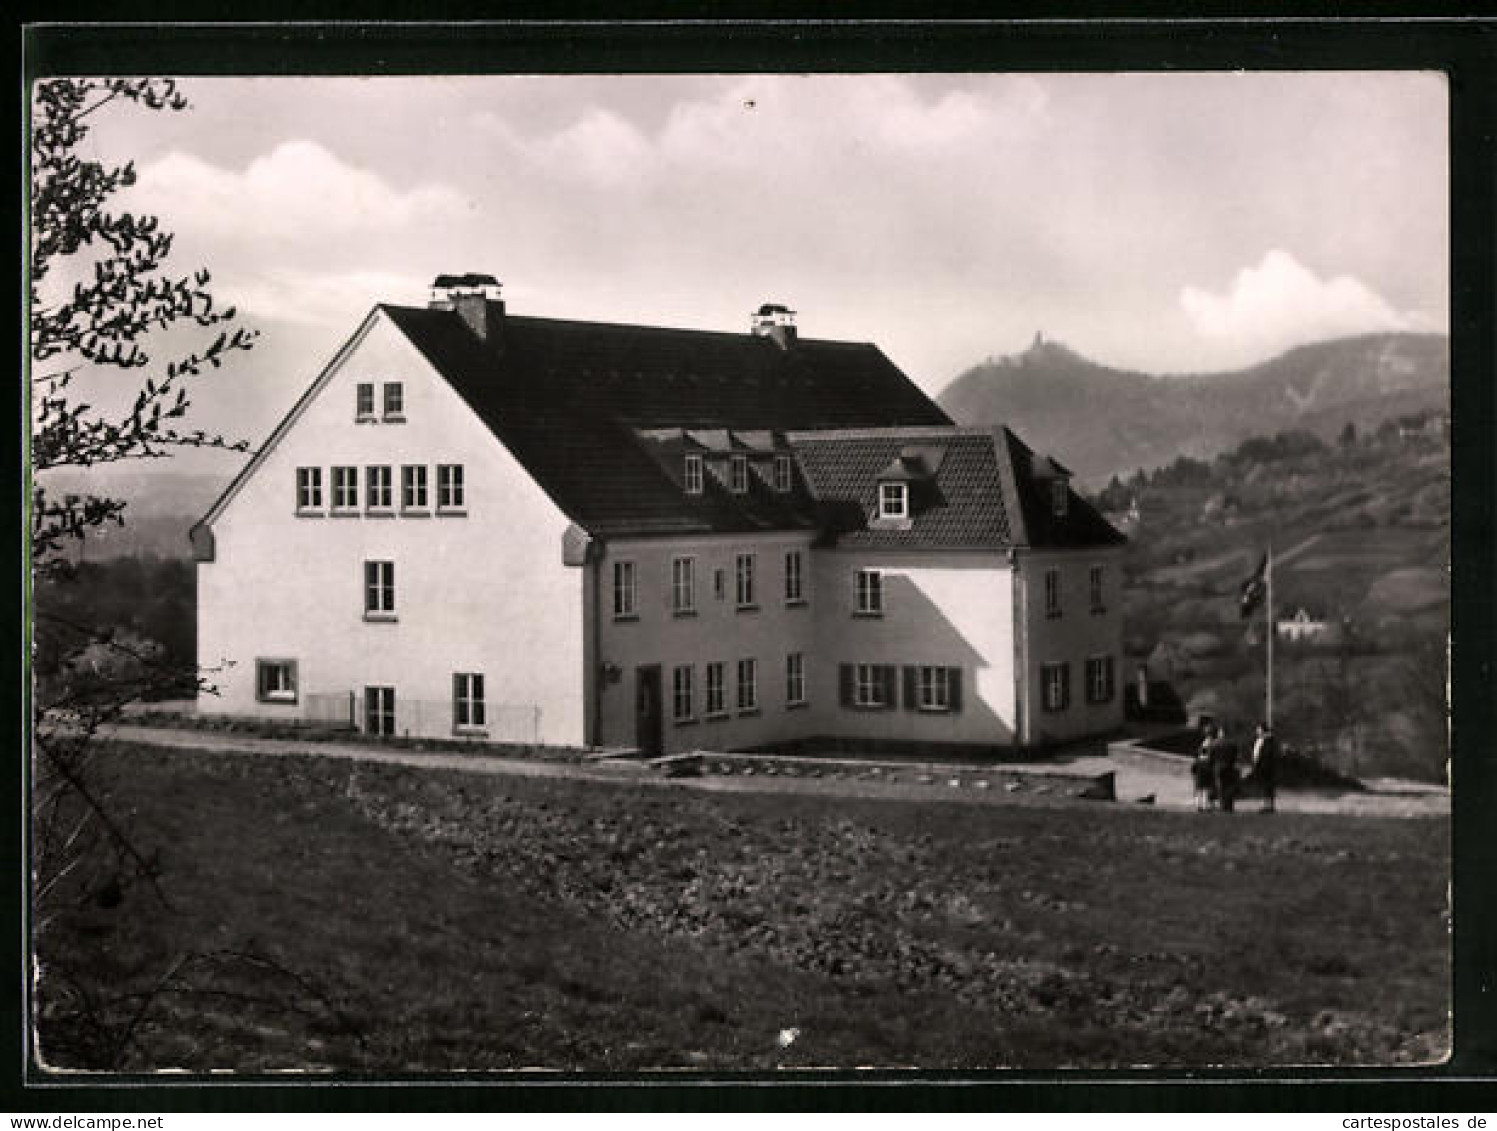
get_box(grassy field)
[34,743,1450,1073]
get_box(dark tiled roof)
[381,303,950,537]
[1002,428,1127,549]
[788,426,1126,551]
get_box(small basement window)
[256,659,298,704]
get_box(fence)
[304,691,542,746]
[305,692,357,729]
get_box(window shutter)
[452,673,462,726]
[839,664,854,708]
[882,664,898,710]
[1062,662,1072,710]
[902,666,918,712]
[257,662,269,698]
[949,667,963,714]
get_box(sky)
[43,72,1448,470]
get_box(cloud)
[129,140,466,244]
[1179,250,1430,365]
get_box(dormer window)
[684,454,703,495]
[355,383,375,421]
[879,482,909,520]
[730,455,748,494]
[1051,479,1069,517]
[773,454,793,492]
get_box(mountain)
[936,332,1449,485]
[33,467,236,560]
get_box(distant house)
[191,275,1127,755]
[1276,607,1330,642]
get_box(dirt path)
[97,724,1448,818]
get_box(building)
[1275,607,1331,642]
[192,275,1126,756]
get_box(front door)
[635,665,663,756]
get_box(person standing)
[1192,726,1215,811]
[1252,722,1280,813]
[1212,727,1240,813]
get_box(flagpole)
[1265,543,1274,729]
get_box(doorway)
[634,665,663,756]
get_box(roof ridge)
[787,425,996,441]
[377,303,878,349]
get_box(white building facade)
[194,277,1126,755]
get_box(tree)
[31,78,255,578]
[26,79,349,1070]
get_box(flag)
[1239,552,1268,619]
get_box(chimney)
[750,302,798,350]
[429,273,505,343]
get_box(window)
[1044,568,1062,619]
[437,464,465,511]
[402,465,429,511]
[366,465,393,511]
[295,467,323,512]
[737,658,758,712]
[1086,656,1116,704]
[1042,661,1071,713]
[1052,479,1069,517]
[879,482,908,519]
[613,560,637,619]
[899,665,963,713]
[846,662,896,709]
[672,664,695,722]
[364,686,395,736]
[364,560,395,618]
[918,666,951,711]
[774,454,793,492]
[784,549,805,604]
[705,662,727,717]
[356,382,375,421]
[256,659,298,704]
[735,553,756,609]
[785,652,806,707]
[453,672,486,729]
[855,569,883,616]
[383,381,404,421]
[671,556,696,615]
[332,466,358,511]
[684,454,703,495]
[730,455,748,494]
[1089,564,1105,614]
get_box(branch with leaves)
[30,77,256,572]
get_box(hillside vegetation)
[1096,413,1449,782]
[938,332,1448,484]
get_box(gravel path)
[98,723,1448,818]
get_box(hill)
[938,332,1448,484]
[1102,416,1449,781]
[34,467,232,561]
